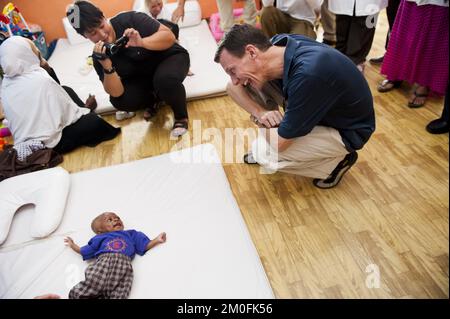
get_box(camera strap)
[92,52,108,61]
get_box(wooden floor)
[57,14,448,298]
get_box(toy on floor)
[0,3,47,57]
[0,123,11,138]
[209,8,261,42]
[0,137,7,151]
[1,3,34,39]
[0,120,10,151]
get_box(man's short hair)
[214,24,272,63]
[66,0,104,36]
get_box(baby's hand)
[64,237,75,247]
[156,232,166,244]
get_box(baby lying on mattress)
[36,212,166,299]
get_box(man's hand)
[124,28,143,48]
[172,5,185,23]
[257,110,284,128]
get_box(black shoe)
[322,39,336,47]
[369,55,384,64]
[243,152,257,164]
[313,152,358,189]
[426,118,449,134]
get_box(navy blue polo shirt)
[274,34,375,152]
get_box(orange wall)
[0,0,259,43]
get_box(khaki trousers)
[216,0,257,33]
[260,6,316,40]
[243,83,348,179]
[252,126,348,179]
[321,0,336,43]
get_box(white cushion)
[0,167,70,245]
[62,17,90,46]
[134,0,202,28]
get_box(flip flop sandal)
[377,79,401,93]
[408,90,428,108]
[171,120,188,138]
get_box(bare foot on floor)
[34,294,61,299]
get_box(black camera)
[93,35,129,60]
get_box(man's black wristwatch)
[103,66,116,74]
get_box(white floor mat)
[48,20,229,114]
[0,144,273,299]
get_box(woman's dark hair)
[66,1,104,36]
[214,24,272,63]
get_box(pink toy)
[0,137,6,151]
[0,127,11,137]
[209,8,261,42]
[209,8,243,42]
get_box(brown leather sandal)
[408,88,429,108]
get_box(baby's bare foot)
[34,294,61,299]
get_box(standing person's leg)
[260,6,291,38]
[334,14,352,58]
[53,112,121,154]
[152,53,190,137]
[384,0,401,50]
[216,0,234,33]
[289,17,317,39]
[321,0,336,45]
[251,126,356,188]
[426,84,449,134]
[242,0,257,26]
[345,14,377,67]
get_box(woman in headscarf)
[0,36,120,155]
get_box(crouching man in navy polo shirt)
[214,24,375,189]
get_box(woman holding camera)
[67,1,190,137]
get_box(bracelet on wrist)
[103,66,116,74]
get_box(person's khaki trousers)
[252,126,348,178]
[216,0,257,33]
[243,83,348,179]
[260,6,316,39]
[321,0,336,43]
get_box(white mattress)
[48,20,229,114]
[0,144,273,299]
